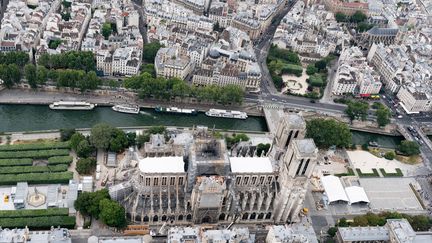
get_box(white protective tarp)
[321,175,349,203]
[345,186,370,205]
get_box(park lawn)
[13,138,59,145]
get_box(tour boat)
[112,105,140,114]
[154,106,197,115]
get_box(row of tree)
[267,44,302,90]
[38,51,96,72]
[125,72,244,105]
[0,52,29,67]
[335,11,374,32]
[345,100,392,127]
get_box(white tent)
[345,186,370,205]
[321,175,349,203]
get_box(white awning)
[345,186,370,205]
[321,175,349,203]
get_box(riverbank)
[0,89,263,116]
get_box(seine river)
[0,104,409,148]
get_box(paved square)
[360,178,424,212]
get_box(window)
[259,176,265,185]
[170,177,175,186]
[179,177,184,185]
[236,177,241,185]
[145,178,150,186]
[251,176,257,185]
[243,177,249,185]
[154,178,159,186]
[267,176,272,184]
[162,177,167,186]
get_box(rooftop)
[138,156,185,173]
[229,157,273,173]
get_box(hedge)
[0,142,70,151]
[0,164,69,174]
[0,216,76,229]
[0,208,69,218]
[48,156,73,165]
[0,158,33,167]
[380,168,403,177]
[335,168,355,177]
[0,149,70,159]
[0,171,73,185]
[356,168,380,177]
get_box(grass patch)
[356,168,380,177]
[0,171,73,185]
[0,164,68,174]
[395,155,422,165]
[0,158,33,167]
[0,216,76,229]
[380,168,403,177]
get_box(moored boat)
[205,109,248,119]
[49,101,95,110]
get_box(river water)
[0,105,410,149]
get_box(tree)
[384,151,396,160]
[76,157,97,174]
[314,60,327,72]
[376,106,391,127]
[70,132,86,151]
[60,128,76,141]
[77,140,93,158]
[24,64,37,88]
[213,21,220,32]
[78,71,100,92]
[143,42,163,63]
[306,64,318,75]
[90,123,114,150]
[306,118,352,148]
[99,198,127,228]
[0,64,22,88]
[345,100,369,121]
[37,66,48,84]
[126,132,136,146]
[48,39,62,49]
[109,129,129,153]
[335,12,347,22]
[74,189,110,218]
[351,11,367,23]
[256,143,271,156]
[102,23,113,40]
[398,140,420,156]
[327,227,338,237]
[141,64,156,77]
[0,51,29,67]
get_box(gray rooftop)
[293,139,317,157]
[284,113,306,130]
[338,226,389,241]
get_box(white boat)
[205,109,248,119]
[49,101,95,110]
[112,105,140,114]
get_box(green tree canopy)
[345,100,369,121]
[306,64,318,75]
[76,157,97,175]
[0,52,29,67]
[70,132,86,151]
[143,42,163,63]
[76,140,93,158]
[74,189,110,218]
[99,199,127,228]
[90,123,114,150]
[351,11,367,23]
[384,151,396,160]
[102,23,113,40]
[398,140,420,156]
[38,51,96,72]
[60,128,76,141]
[376,106,391,127]
[335,12,347,22]
[306,118,352,148]
[256,143,271,156]
[0,64,21,88]
[36,66,48,85]
[24,64,37,88]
